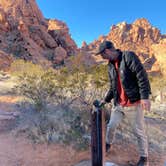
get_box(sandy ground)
[0,131,165,166]
[0,96,165,166]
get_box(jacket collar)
[108,49,122,66]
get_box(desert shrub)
[148,75,166,103]
[89,64,109,101]
[149,75,166,92]
[10,59,109,111]
[11,60,57,111]
[66,53,109,106]
[16,103,90,150]
[11,58,110,148]
[10,59,47,79]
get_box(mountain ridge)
[0,0,165,76]
[82,18,166,75]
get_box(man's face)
[101,48,118,61]
[100,50,109,59]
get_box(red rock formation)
[151,38,166,76]
[0,1,165,75]
[85,18,164,75]
[48,19,77,55]
[0,0,78,69]
[81,41,88,50]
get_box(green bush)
[10,59,109,111]
[10,59,45,76]
[149,75,166,92]
[11,60,57,111]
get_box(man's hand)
[140,99,151,112]
[99,100,106,107]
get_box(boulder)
[53,46,67,64]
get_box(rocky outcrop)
[81,41,88,50]
[108,19,161,50]
[48,19,77,55]
[151,38,166,76]
[0,0,78,69]
[53,46,67,64]
[0,0,165,75]
[85,18,164,75]
[64,50,97,69]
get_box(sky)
[36,0,166,47]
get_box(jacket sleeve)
[125,52,151,99]
[104,70,114,102]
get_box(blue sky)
[36,0,166,47]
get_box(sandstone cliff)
[151,38,166,76]
[85,18,166,75]
[0,1,165,75]
[0,0,77,68]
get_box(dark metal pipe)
[91,100,106,166]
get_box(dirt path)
[0,131,165,166]
[0,95,165,166]
[0,95,85,166]
[0,132,83,166]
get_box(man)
[95,41,151,166]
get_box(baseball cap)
[95,41,114,55]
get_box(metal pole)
[91,100,105,166]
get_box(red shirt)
[114,61,140,107]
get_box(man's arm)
[126,52,151,111]
[104,70,114,103]
[126,52,151,99]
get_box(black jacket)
[105,51,151,105]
